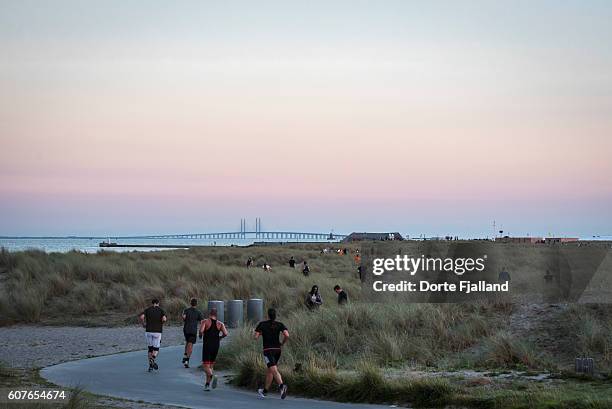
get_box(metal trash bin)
[207,300,225,323]
[575,357,595,375]
[227,299,244,328]
[247,298,263,323]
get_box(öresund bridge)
[105,219,348,242]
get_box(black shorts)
[263,349,281,368]
[184,332,197,344]
[202,346,219,365]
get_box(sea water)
[0,237,322,253]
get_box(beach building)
[496,237,543,244]
[545,237,579,244]
[343,232,404,242]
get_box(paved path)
[41,345,388,409]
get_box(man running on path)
[182,298,203,368]
[138,299,167,372]
[254,308,289,399]
[199,308,228,391]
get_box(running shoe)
[204,383,210,392]
[184,360,189,368]
[280,384,288,400]
[257,388,266,399]
[152,360,159,370]
[211,375,218,389]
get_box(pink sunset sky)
[1,1,611,237]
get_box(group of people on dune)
[305,284,348,310]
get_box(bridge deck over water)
[108,231,347,241]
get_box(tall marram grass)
[0,245,360,325]
[477,331,548,369]
[219,302,505,371]
[565,304,612,370]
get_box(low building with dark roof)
[342,232,404,242]
[495,236,543,244]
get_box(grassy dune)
[0,245,360,325]
[223,303,612,408]
[2,244,612,408]
[219,302,522,370]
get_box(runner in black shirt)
[181,298,203,368]
[254,308,289,399]
[288,256,296,268]
[199,308,228,391]
[138,299,167,372]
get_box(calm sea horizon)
[0,235,610,253]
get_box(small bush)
[402,377,456,407]
[480,332,544,369]
[10,287,45,322]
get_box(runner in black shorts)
[181,298,203,368]
[199,308,228,391]
[254,308,289,399]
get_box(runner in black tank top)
[199,308,228,391]
[202,318,220,361]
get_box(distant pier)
[99,243,194,249]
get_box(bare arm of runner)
[281,329,289,346]
[253,330,261,340]
[138,313,145,328]
[162,314,167,323]
[219,322,229,338]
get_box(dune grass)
[476,331,552,370]
[230,353,612,409]
[218,302,512,371]
[0,245,360,325]
[564,304,612,376]
[3,244,612,408]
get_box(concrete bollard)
[247,298,264,323]
[207,300,225,323]
[227,300,244,328]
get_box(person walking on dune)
[199,308,228,391]
[181,298,203,368]
[334,285,348,305]
[138,298,167,372]
[254,308,289,399]
[305,285,323,310]
[302,261,310,276]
